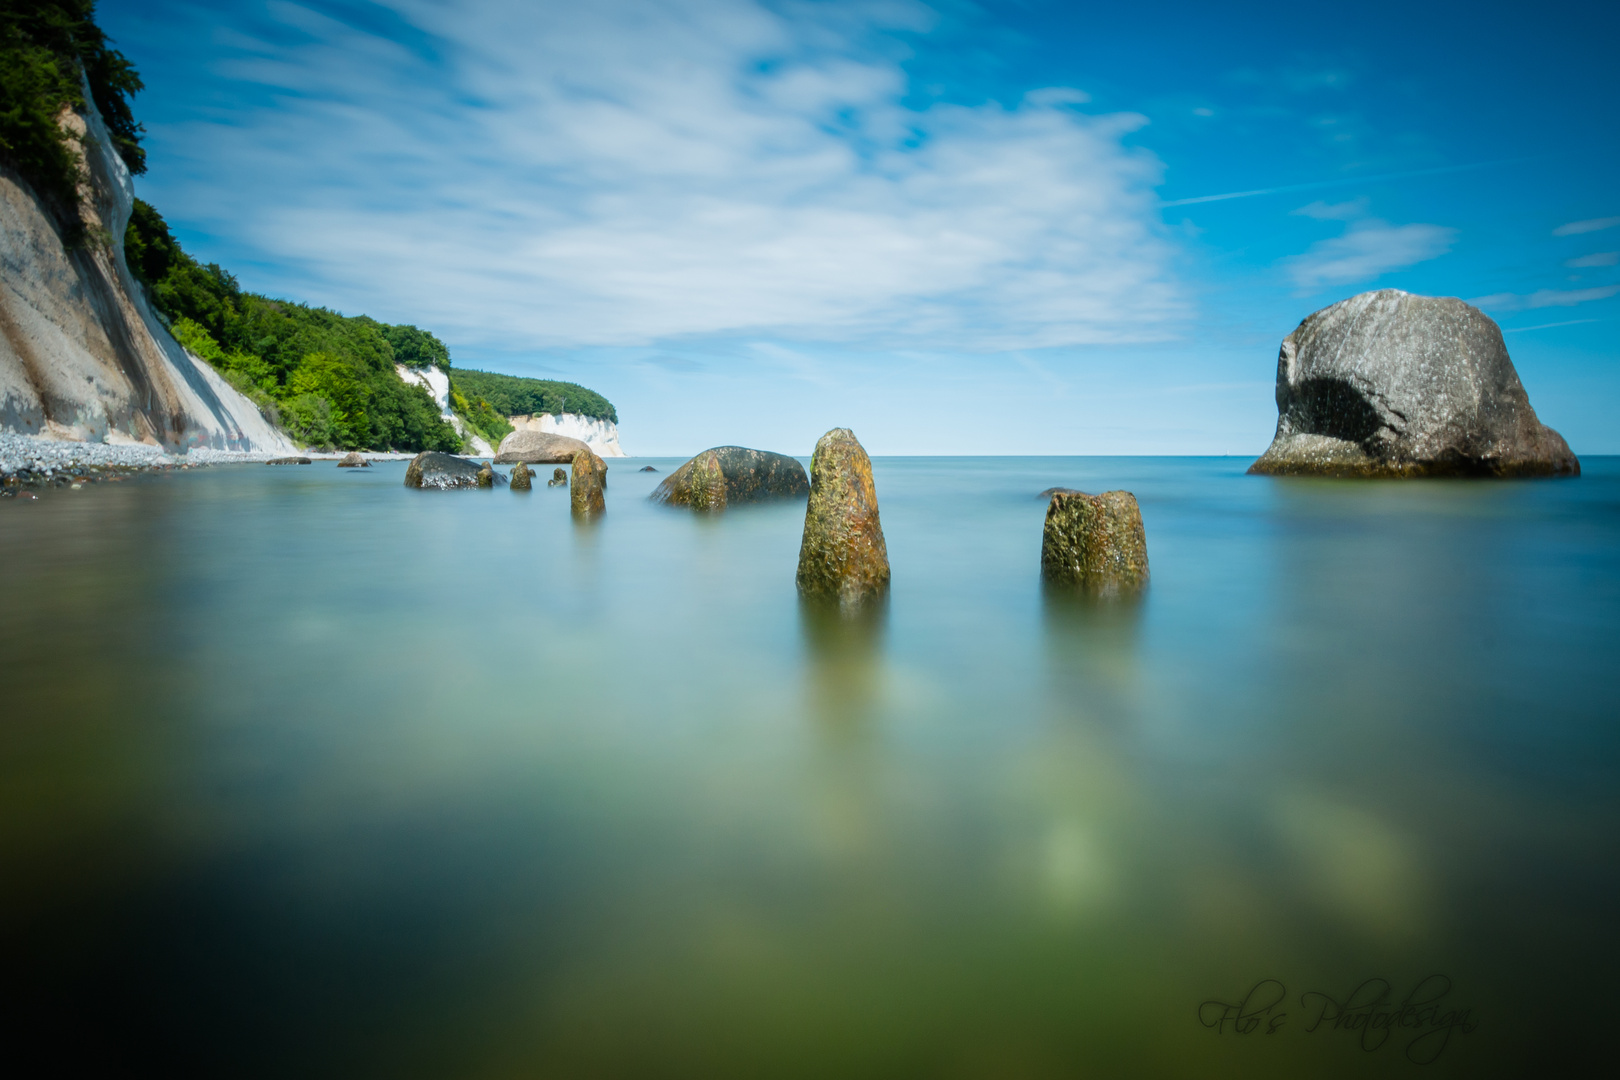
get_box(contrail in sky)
[1160,160,1520,207]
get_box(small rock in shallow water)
[548,467,567,487]
[1041,490,1149,597]
[571,449,606,516]
[510,462,533,490]
[267,456,313,465]
[404,451,483,489]
[337,452,370,467]
[639,465,658,472]
[796,428,889,611]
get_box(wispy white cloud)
[1285,220,1455,289]
[1291,197,1368,220]
[1552,216,1620,236]
[1566,251,1619,268]
[146,0,1182,352]
[1469,285,1620,311]
[1503,319,1600,332]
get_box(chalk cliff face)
[509,411,625,457]
[0,87,291,452]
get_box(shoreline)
[0,432,421,497]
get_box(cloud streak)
[1285,220,1456,289]
[144,0,1183,352]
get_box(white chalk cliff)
[0,84,291,452]
[509,412,625,457]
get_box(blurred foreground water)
[2,457,1617,1078]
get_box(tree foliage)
[0,0,144,219]
[127,198,460,453]
[448,367,617,425]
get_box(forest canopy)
[0,1,145,220]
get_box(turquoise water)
[3,456,1617,1077]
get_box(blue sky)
[99,0,1619,454]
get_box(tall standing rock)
[1041,490,1149,597]
[1249,290,1579,477]
[571,448,606,517]
[796,428,889,611]
[510,462,533,490]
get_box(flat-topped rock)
[651,446,809,509]
[796,429,889,611]
[494,429,592,464]
[1249,290,1579,478]
[404,451,483,489]
[1041,490,1149,597]
[267,456,313,465]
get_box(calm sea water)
[3,456,1617,1078]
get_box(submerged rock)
[336,452,370,467]
[796,429,889,611]
[1039,486,1083,499]
[494,429,592,465]
[1041,490,1149,597]
[571,448,606,516]
[1249,290,1579,478]
[651,446,809,509]
[548,467,567,487]
[404,451,483,489]
[267,456,313,465]
[510,462,533,490]
[639,465,659,472]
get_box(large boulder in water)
[650,446,809,509]
[1041,490,1149,597]
[495,429,591,465]
[1249,290,1579,478]
[571,448,606,517]
[796,429,889,611]
[404,451,483,489]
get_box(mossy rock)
[1041,490,1148,597]
[651,446,808,509]
[571,449,606,517]
[796,429,889,611]
[510,462,533,490]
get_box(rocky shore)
[0,433,418,496]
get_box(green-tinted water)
[3,457,1616,1077]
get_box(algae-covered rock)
[651,446,809,509]
[404,451,482,489]
[336,452,371,467]
[571,448,606,517]
[796,428,889,611]
[1249,290,1579,478]
[476,462,509,488]
[510,462,533,490]
[1041,490,1149,597]
[548,467,567,488]
[267,456,313,465]
[666,449,727,511]
[494,429,592,465]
